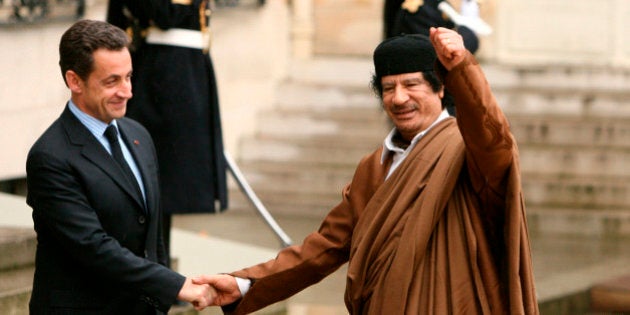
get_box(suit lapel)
[60,108,146,211]
[117,120,156,217]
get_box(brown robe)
[227,53,539,315]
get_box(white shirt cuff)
[235,277,251,296]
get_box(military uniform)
[384,0,479,54]
[107,0,228,264]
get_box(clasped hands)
[177,275,242,311]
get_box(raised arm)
[430,27,514,198]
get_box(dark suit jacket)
[26,105,186,314]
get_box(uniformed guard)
[384,0,491,54]
[107,0,228,269]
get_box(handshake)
[177,274,243,311]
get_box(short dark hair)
[59,19,129,86]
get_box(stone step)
[527,207,630,237]
[286,57,630,118]
[264,103,386,123]
[523,174,630,210]
[227,192,630,237]
[231,174,630,211]
[237,159,630,210]
[0,287,31,315]
[509,91,625,118]
[287,57,374,89]
[239,136,381,166]
[487,63,630,118]
[251,113,628,178]
[519,145,629,178]
[234,160,354,193]
[228,175,630,222]
[509,114,630,148]
[234,151,629,227]
[266,81,630,148]
[228,186,338,219]
[0,227,37,315]
[281,70,630,120]
[262,96,630,150]
[485,63,630,94]
[239,136,628,181]
[274,81,378,111]
[495,88,630,118]
[289,57,630,95]
[255,107,389,140]
[0,227,35,273]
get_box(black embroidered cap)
[373,34,436,77]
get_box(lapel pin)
[133,140,140,145]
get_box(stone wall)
[495,0,630,68]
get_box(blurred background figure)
[215,0,238,7]
[11,0,49,21]
[107,0,229,269]
[383,0,492,55]
[383,0,492,116]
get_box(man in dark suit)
[26,19,214,314]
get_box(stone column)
[291,0,314,59]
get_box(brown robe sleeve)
[437,51,517,239]
[440,52,514,198]
[225,149,388,314]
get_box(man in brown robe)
[194,26,539,314]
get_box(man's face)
[381,72,443,141]
[70,48,133,123]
